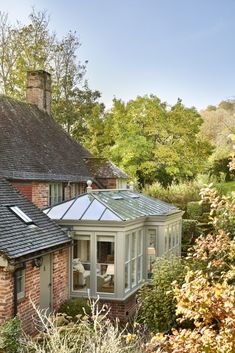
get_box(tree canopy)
[98,96,211,186]
[0,9,103,135]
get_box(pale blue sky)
[1,0,235,110]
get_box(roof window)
[129,194,140,199]
[9,206,33,224]
[111,195,124,200]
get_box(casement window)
[125,229,143,292]
[16,269,25,300]
[116,179,127,189]
[72,234,115,295]
[49,183,63,206]
[164,222,181,255]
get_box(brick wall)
[97,178,117,189]
[100,293,138,322]
[52,248,69,311]
[32,182,49,208]
[17,262,40,335]
[11,181,49,209]
[0,268,14,323]
[11,181,33,202]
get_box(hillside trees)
[100,96,211,186]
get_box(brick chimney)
[26,70,51,115]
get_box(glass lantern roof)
[44,190,179,222]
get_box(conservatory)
[44,184,183,301]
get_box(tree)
[101,96,211,187]
[0,9,104,139]
[0,9,54,100]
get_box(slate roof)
[0,96,127,182]
[0,179,70,260]
[84,158,129,179]
[44,190,180,222]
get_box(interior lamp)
[106,264,115,275]
[147,246,156,275]
[147,246,156,256]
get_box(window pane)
[49,183,63,206]
[138,230,143,255]
[137,257,142,282]
[16,269,25,299]
[73,237,90,292]
[125,263,130,290]
[125,234,130,261]
[164,229,168,252]
[131,232,137,259]
[97,236,115,293]
[147,229,157,279]
[131,259,137,286]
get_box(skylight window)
[111,195,124,200]
[129,194,140,199]
[9,206,33,224]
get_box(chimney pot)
[26,70,51,115]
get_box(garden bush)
[0,317,23,353]
[58,298,91,320]
[144,180,201,211]
[137,257,185,333]
[186,201,203,220]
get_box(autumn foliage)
[146,181,235,353]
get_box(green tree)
[102,96,211,186]
[0,9,104,139]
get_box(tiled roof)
[84,158,129,179]
[0,179,70,260]
[0,96,128,183]
[0,96,92,182]
[44,190,180,222]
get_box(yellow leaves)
[125,333,137,344]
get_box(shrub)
[144,180,201,211]
[186,201,203,220]
[58,298,91,320]
[0,317,23,353]
[137,257,185,333]
[24,300,144,353]
[181,219,199,256]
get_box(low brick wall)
[100,292,138,322]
